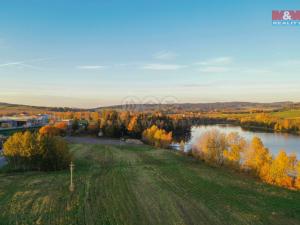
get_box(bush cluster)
[3,131,71,171]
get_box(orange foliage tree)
[142,125,172,148]
[39,125,61,136]
[296,162,300,189]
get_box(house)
[0,114,50,129]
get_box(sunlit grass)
[0,143,299,225]
[271,110,300,119]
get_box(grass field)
[271,110,300,119]
[0,143,300,225]
[204,109,300,120]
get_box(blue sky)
[1,0,300,108]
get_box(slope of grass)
[0,143,299,225]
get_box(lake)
[171,124,300,158]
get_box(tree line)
[46,110,300,137]
[191,130,300,190]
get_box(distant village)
[0,114,49,149]
[0,114,50,129]
[0,113,90,150]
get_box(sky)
[0,0,300,108]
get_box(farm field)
[0,142,300,225]
[204,109,300,120]
[270,110,300,119]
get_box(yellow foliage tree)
[3,131,71,171]
[266,150,293,188]
[194,130,227,165]
[294,161,300,189]
[223,132,246,168]
[142,125,172,148]
[243,136,272,177]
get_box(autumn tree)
[243,136,272,179]
[142,125,172,148]
[54,122,68,135]
[3,131,71,171]
[223,132,246,168]
[3,131,35,169]
[54,121,68,130]
[127,116,142,137]
[266,150,293,188]
[37,134,71,171]
[295,161,300,189]
[193,130,227,166]
[3,131,71,170]
[90,112,100,122]
[39,125,61,136]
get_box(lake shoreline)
[172,123,300,158]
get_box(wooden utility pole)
[69,161,75,192]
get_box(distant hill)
[0,102,86,116]
[0,102,46,115]
[96,101,300,113]
[1,101,300,115]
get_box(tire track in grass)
[134,149,277,225]
[76,145,144,225]
[1,143,299,225]
[133,150,222,225]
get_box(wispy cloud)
[0,58,48,69]
[142,63,186,71]
[181,80,230,88]
[195,56,233,73]
[196,57,233,66]
[198,66,230,73]
[0,61,25,68]
[153,51,178,60]
[240,68,271,74]
[76,65,107,70]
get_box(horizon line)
[0,100,299,110]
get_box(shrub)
[3,131,71,171]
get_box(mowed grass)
[0,143,300,225]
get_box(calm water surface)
[172,124,300,158]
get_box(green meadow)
[271,109,300,119]
[0,143,299,225]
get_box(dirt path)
[65,136,144,146]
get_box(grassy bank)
[0,143,299,225]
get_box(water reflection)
[171,124,300,158]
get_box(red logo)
[272,10,300,20]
